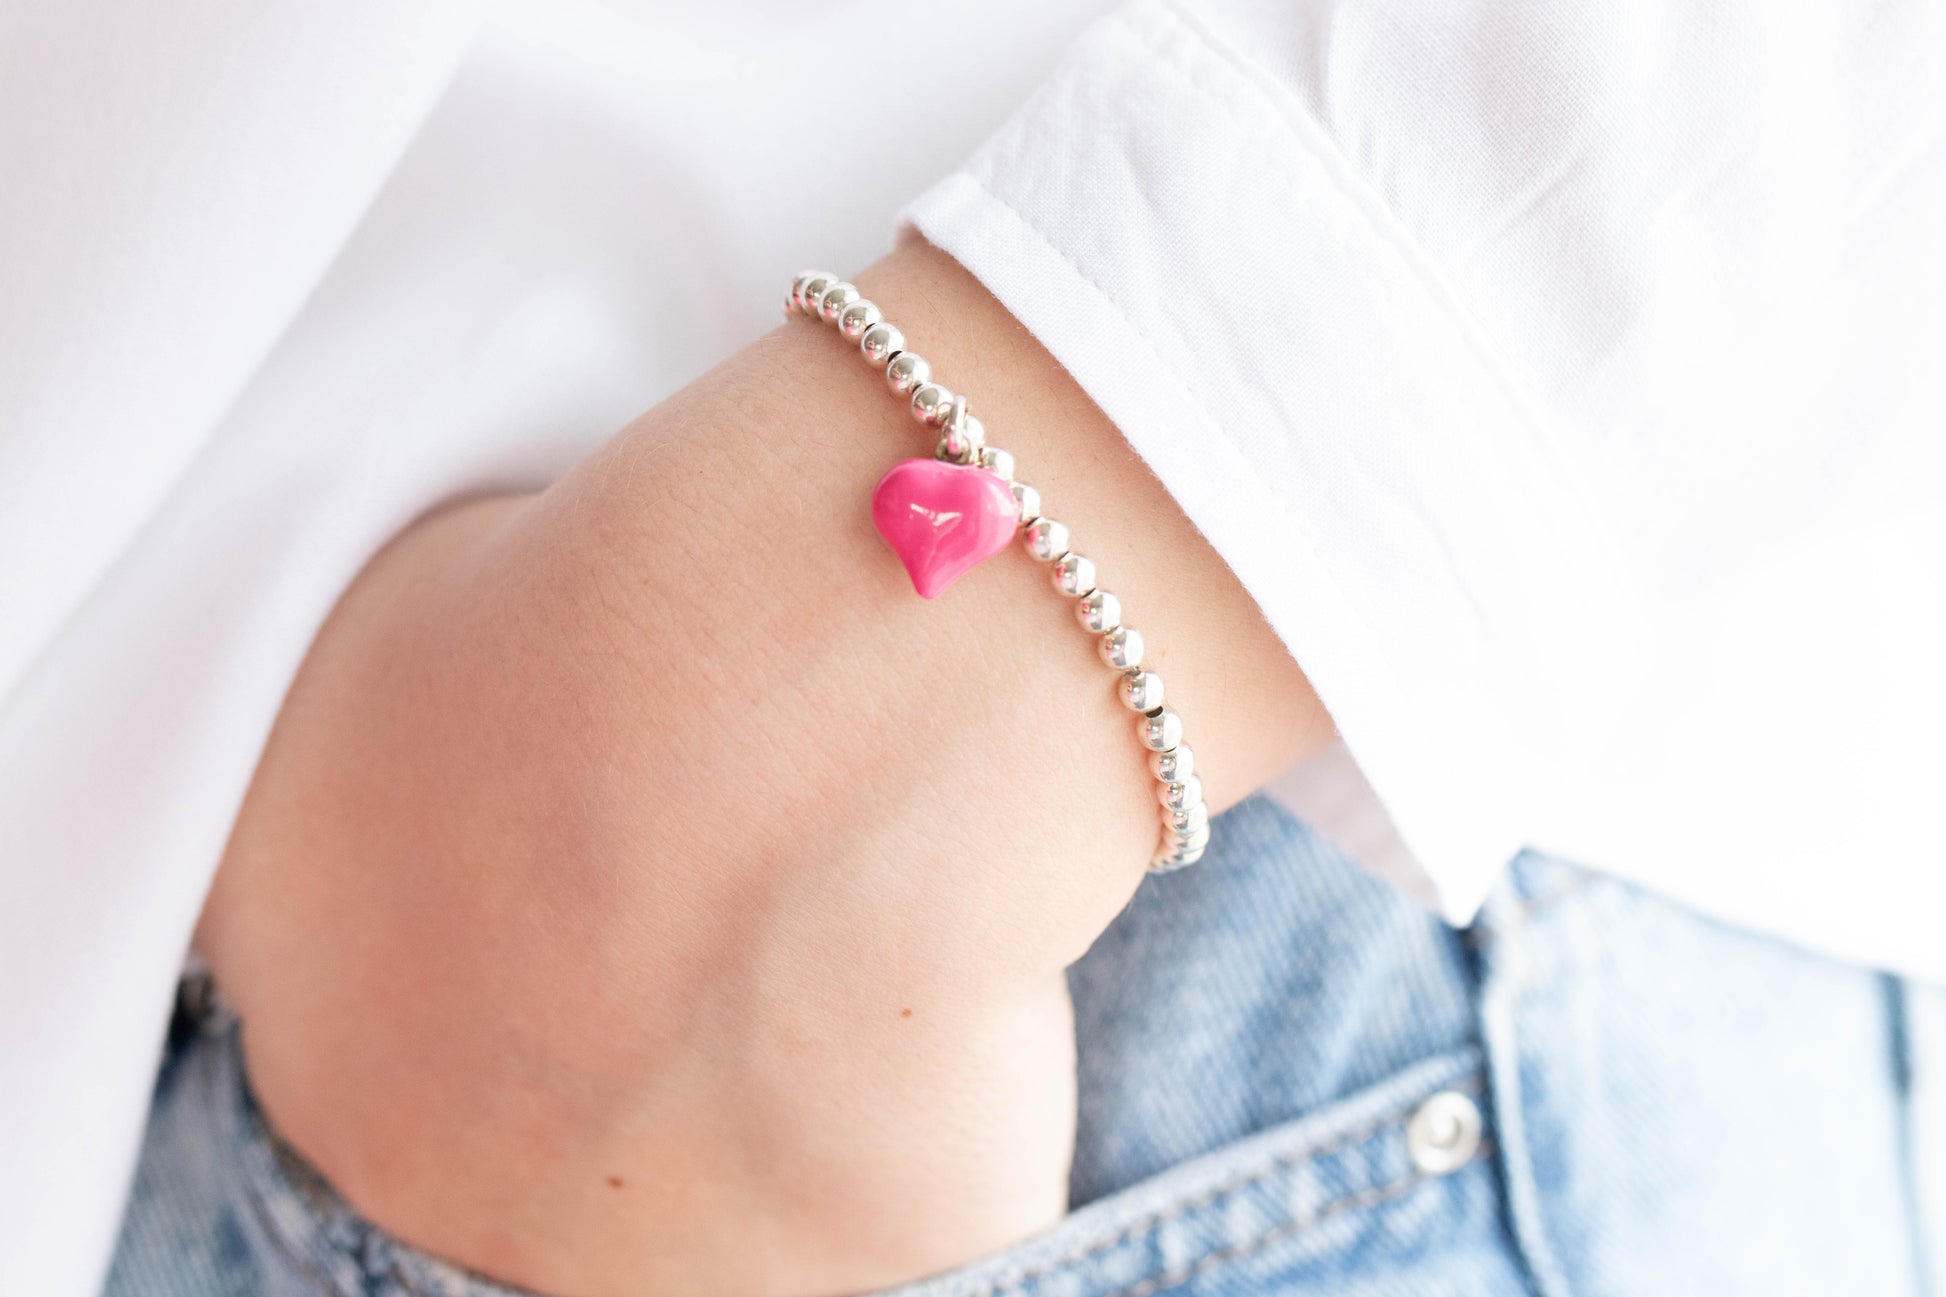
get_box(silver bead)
[1150,840,1206,872]
[1150,743,1194,783]
[1099,625,1144,670]
[1120,671,1165,712]
[979,446,1015,480]
[838,298,882,340]
[1159,773,1204,814]
[860,322,905,366]
[1161,826,1212,860]
[1076,588,1120,633]
[797,273,834,315]
[1159,821,1206,852]
[1010,481,1042,523]
[818,280,859,323]
[1024,518,1069,561]
[910,382,955,426]
[886,351,931,395]
[1159,814,1206,845]
[1051,552,1097,596]
[1137,709,1184,752]
[787,271,816,313]
[1166,801,1210,837]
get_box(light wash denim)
[106,795,1946,1296]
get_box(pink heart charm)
[870,457,1020,599]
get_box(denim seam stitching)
[1108,1135,1495,1297]
[1101,1151,1467,1297]
[1474,941,1579,1297]
[979,1077,1484,1294]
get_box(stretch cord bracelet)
[785,270,1210,872]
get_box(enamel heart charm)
[870,457,1020,599]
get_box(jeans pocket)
[109,998,1518,1297]
[867,1047,1523,1297]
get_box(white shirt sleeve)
[903,0,1946,970]
[0,5,478,1292]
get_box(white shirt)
[2,1,1941,1291]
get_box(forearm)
[196,238,1326,1296]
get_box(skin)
[195,237,1331,1297]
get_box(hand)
[195,238,1328,1297]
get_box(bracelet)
[785,270,1209,872]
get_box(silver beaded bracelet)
[785,270,1209,871]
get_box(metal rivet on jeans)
[1405,1090,1483,1175]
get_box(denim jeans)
[107,795,1945,1296]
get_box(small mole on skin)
[607,1176,625,1189]
[900,1008,913,1019]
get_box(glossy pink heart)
[870,457,1020,599]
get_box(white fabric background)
[2,1,1943,1291]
